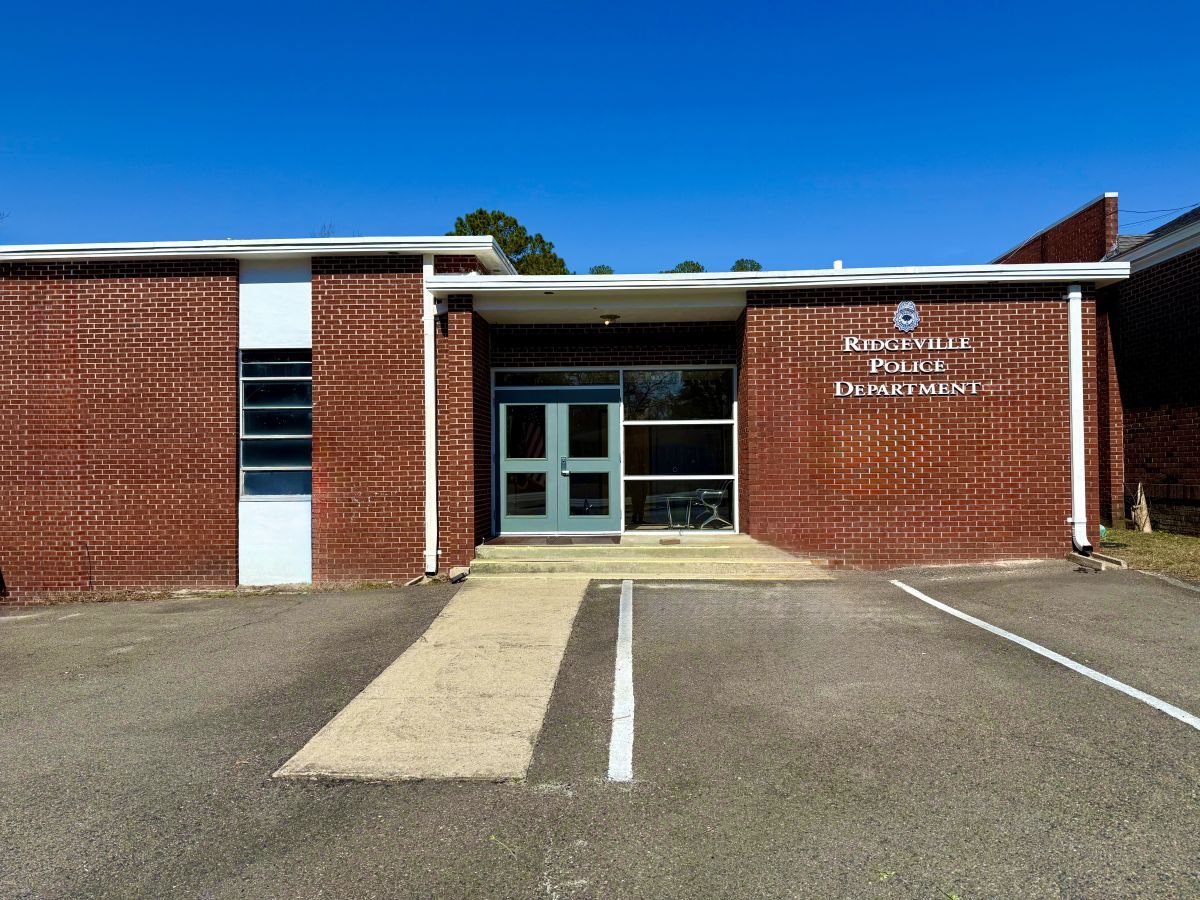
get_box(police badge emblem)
[893,300,920,333]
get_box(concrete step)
[468,558,833,577]
[474,544,797,561]
[469,572,833,582]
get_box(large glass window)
[624,479,735,530]
[624,424,733,477]
[623,369,733,421]
[240,350,312,497]
[622,368,735,530]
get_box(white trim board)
[430,262,1130,298]
[0,236,516,274]
[1111,218,1200,272]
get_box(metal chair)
[692,481,733,529]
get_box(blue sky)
[3,0,1197,272]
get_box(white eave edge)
[427,261,1130,297]
[0,236,518,275]
[1109,218,1200,272]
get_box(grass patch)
[1100,527,1200,581]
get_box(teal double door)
[497,387,622,533]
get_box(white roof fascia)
[428,262,1131,297]
[991,192,1118,263]
[1110,219,1200,272]
[0,236,517,274]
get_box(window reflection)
[624,479,734,530]
[624,425,732,476]
[568,405,608,458]
[506,405,546,459]
[569,473,609,516]
[506,473,547,516]
[623,370,733,420]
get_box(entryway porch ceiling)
[465,290,745,324]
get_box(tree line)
[448,209,761,275]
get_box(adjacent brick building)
[998,194,1200,535]
[0,235,1129,603]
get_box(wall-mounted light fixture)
[600,314,620,326]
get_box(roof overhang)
[0,236,517,274]
[1111,218,1200,272]
[427,262,1132,324]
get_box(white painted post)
[1067,283,1091,553]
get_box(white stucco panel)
[239,499,312,585]
[239,258,312,348]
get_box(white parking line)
[891,579,1200,732]
[1,614,39,623]
[607,579,635,782]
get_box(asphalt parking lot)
[2,563,1197,898]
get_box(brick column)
[311,256,425,581]
[1096,297,1125,526]
[435,294,492,569]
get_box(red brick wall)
[1096,298,1125,525]
[490,322,738,368]
[0,261,239,603]
[310,256,425,580]
[434,258,494,568]
[435,295,492,568]
[1107,246,1200,533]
[740,284,1099,566]
[995,195,1118,264]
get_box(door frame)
[490,365,740,536]
[495,386,623,534]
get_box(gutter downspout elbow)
[1066,283,1093,555]
[422,254,440,575]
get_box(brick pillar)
[435,294,492,568]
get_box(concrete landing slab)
[274,578,587,781]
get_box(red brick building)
[0,236,1129,602]
[996,194,1200,535]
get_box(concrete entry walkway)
[275,577,587,781]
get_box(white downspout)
[1066,283,1092,554]
[422,254,439,574]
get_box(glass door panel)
[499,402,557,532]
[557,402,621,532]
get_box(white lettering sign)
[836,333,981,398]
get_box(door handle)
[560,457,570,476]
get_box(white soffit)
[0,236,517,274]
[472,291,745,324]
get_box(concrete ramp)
[274,577,587,781]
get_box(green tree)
[448,209,569,275]
[662,260,705,273]
[589,264,614,275]
[731,258,762,271]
